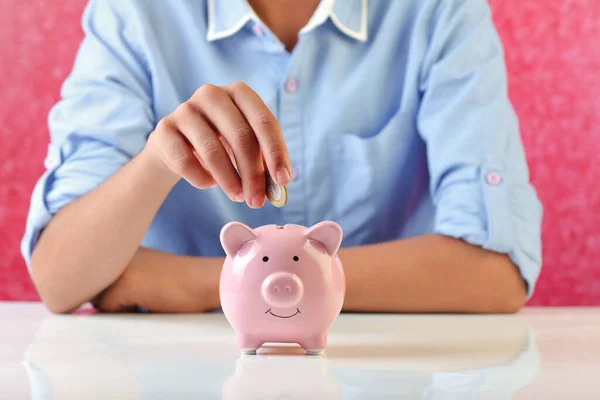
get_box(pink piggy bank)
[219,221,345,355]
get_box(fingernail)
[276,168,291,185]
[234,192,245,202]
[249,193,266,208]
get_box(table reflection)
[22,313,539,399]
[222,352,341,399]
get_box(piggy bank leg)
[300,334,327,355]
[237,335,263,355]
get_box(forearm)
[31,146,179,313]
[93,247,222,313]
[96,234,525,314]
[340,234,527,313]
[136,249,222,313]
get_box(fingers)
[153,118,216,189]
[172,102,243,201]
[191,84,266,208]
[224,82,292,186]
[150,82,289,209]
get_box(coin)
[265,170,287,208]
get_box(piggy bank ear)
[220,222,258,257]
[305,221,343,256]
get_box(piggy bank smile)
[266,308,301,319]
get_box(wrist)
[139,135,181,189]
[181,256,223,312]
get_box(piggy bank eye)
[262,256,269,262]
[293,256,299,262]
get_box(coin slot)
[276,226,284,230]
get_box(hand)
[92,248,222,313]
[145,82,292,208]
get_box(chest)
[142,7,434,247]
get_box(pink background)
[0,1,599,305]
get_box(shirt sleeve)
[418,0,543,298]
[21,0,154,268]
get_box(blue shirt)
[22,0,543,296]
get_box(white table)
[1,303,599,399]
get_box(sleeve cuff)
[21,169,55,270]
[433,163,543,299]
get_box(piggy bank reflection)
[219,221,345,355]
[222,354,341,400]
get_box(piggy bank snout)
[262,272,303,308]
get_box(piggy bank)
[219,221,345,355]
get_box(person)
[22,0,543,314]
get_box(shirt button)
[485,172,502,186]
[44,155,59,169]
[291,167,299,180]
[284,78,298,93]
[252,23,264,37]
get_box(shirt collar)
[206,0,368,42]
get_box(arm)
[340,235,526,314]
[92,247,223,313]
[315,0,540,314]
[33,94,289,315]
[93,233,524,314]
[28,0,163,313]
[406,0,542,309]
[29,1,291,313]
[32,147,177,314]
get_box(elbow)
[31,276,79,315]
[31,251,82,315]
[482,256,528,314]
[491,292,526,314]
[42,298,79,315]
[473,291,525,314]
[504,283,528,313]
[34,283,81,315]
[41,291,81,314]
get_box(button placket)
[278,67,305,224]
[284,78,298,93]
